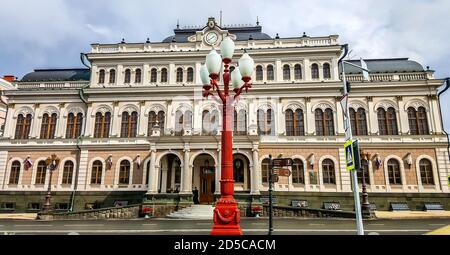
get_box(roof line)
[34,68,90,72]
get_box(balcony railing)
[341,72,432,82]
[16,81,89,90]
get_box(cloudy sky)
[0,0,449,130]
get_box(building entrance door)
[200,166,215,204]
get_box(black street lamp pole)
[268,154,273,235]
[361,154,371,213]
[42,154,59,214]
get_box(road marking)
[309,223,325,226]
[63,224,104,227]
[368,224,385,226]
[142,224,157,226]
[13,224,53,227]
[195,223,211,225]
[428,224,446,226]
[425,225,450,235]
[251,223,266,225]
[0,229,432,234]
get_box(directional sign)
[273,158,293,167]
[275,168,292,177]
[344,140,355,171]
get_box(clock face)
[205,32,218,45]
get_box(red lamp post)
[201,37,254,235]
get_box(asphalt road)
[1,218,449,235]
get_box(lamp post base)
[211,197,243,235]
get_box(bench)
[390,202,410,211]
[260,196,278,206]
[323,202,341,211]
[423,202,444,211]
[369,203,377,211]
[291,200,309,208]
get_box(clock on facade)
[205,32,219,45]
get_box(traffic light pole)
[268,154,273,235]
[342,62,364,235]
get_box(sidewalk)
[0,213,37,220]
[375,211,450,220]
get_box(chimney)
[2,75,16,82]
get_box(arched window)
[148,111,165,136]
[257,109,273,135]
[176,67,183,83]
[40,113,57,139]
[256,65,263,81]
[91,160,103,184]
[262,158,270,184]
[419,159,434,185]
[387,159,401,185]
[294,64,302,80]
[109,69,116,84]
[146,161,150,185]
[124,69,131,83]
[94,112,111,138]
[233,159,244,183]
[377,107,398,135]
[357,158,370,184]
[98,69,105,84]
[350,108,368,136]
[135,69,142,83]
[267,65,274,81]
[292,159,304,184]
[62,161,74,185]
[121,111,138,138]
[202,110,211,135]
[315,108,334,136]
[285,109,305,136]
[323,63,331,79]
[15,114,32,139]
[35,161,47,185]
[161,68,168,83]
[311,64,319,79]
[150,68,157,83]
[9,161,21,184]
[175,110,183,136]
[322,159,335,184]
[187,67,194,82]
[175,110,192,136]
[233,109,247,136]
[119,160,131,185]
[66,112,83,139]
[408,107,429,135]
[283,64,291,80]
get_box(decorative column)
[251,143,260,195]
[84,103,93,137]
[147,146,158,194]
[160,157,168,193]
[181,145,191,194]
[396,96,408,134]
[275,59,282,82]
[31,104,41,138]
[335,97,345,135]
[305,98,314,135]
[4,105,15,138]
[56,103,66,138]
[111,102,120,137]
[366,97,377,135]
[138,101,147,136]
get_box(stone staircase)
[167,204,214,219]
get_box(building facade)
[0,17,449,214]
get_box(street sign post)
[273,158,293,167]
[275,168,292,177]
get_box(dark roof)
[21,68,91,82]
[162,25,272,43]
[340,58,425,74]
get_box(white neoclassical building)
[0,17,448,214]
